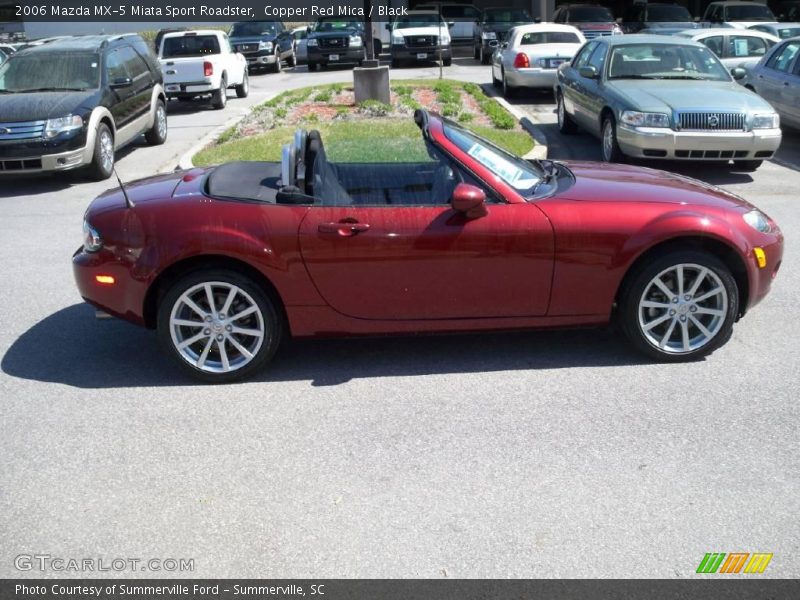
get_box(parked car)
[229,20,295,73]
[389,10,452,68]
[158,30,248,110]
[623,2,699,35]
[675,28,779,68]
[554,35,782,169]
[749,21,800,38]
[742,36,800,129]
[291,26,308,63]
[473,7,534,65]
[492,24,585,97]
[73,109,784,382]
[0,34,167,179]
[552,3,624,39]
[703,1,777,28]
[769,0,800,20]
[306,18,367,71]
[415,2,482,46]
[0,48,6,65]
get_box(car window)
[701,36,724,56]
[766,40,800,72]
[608,43,730,80]
[570,6,615,22]
[0,51,100,91]
[728,35,768,58]
[587,42,608,72]
[162,35,221,58]
[230,22,279,37]
[647,5,692,22]
[520,31,581,45]
[573,41,598,67]
[105,48,128,81]
[725,5,775,21]
[777,26,800,39]
[118,46,149,79]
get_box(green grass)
[194,119,534,167]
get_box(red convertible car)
[73,110,783,382]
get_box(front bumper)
[0,137,92,174]
[391,45,451,61]
[505,68,560,89]
[616,126,782,160]
[242,51,277,67]
[307,46,363,65]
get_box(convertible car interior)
[204,128,462,206]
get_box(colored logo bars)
[696,552,773,574]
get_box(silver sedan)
[743,36,800,130]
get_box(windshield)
[393,14,444,28]
[313,19,363,32]
[162,35,220,57]
[648,5,693,22]
[778,26,800,38]
[484,9,532,22]
[726,5,775,20]
[570,7,615,22]
[230,22,279,37]
[0,52,100,91]
[608,44,730,81]
[442,120,542,195]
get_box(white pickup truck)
[158,30,249,110]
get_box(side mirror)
[731,66,746,79]
[451,183,487,218]
[578,65,598,79]
[110,76,132,88]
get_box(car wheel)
[733,159,763,172]
[556,91,577,134]
[473,44,480,60]
[373,39,382,58]
[308,62,317,72]
[211,76,227,109]
[88,123,114,180]
[235,71,249,98]
[601,115,624,163]
[619,251,737,362]
[157,270,282,383]
[287,51,297,68]
[144,100,168,145]
[502,70,515,98]
[480,46,490,65]
[273,49,282,72]
[443,56,452,67]
[391,58,400,68]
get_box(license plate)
[167,84,179,92]
[329,54,339,61]
[416,53,428,60]
[548,59,565,68]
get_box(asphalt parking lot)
[1,56,798,578]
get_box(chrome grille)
[407,35,438,47]
[319,37,349,49]
[0,120,46,141]
[678,112,746,131]
[235,43,259,53]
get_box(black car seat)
[312,142,353,206]
[305,130,322,196]
[430,164,457,205]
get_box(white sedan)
[674,28,780,69]
[491,24,586,97]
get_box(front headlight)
[752,113,779,129]
[83,219,103,252]
[391,32,405,45]
[441,32,451,45]
[258,41,273,52]
[743,210,772,233]
[307,38,318,47]
[482,31,497,40]
[349,35,362,47]
[44,114,83,139]
[620,110,670,128]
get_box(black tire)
[308,62,317,72]
[556,91,577,135]
[287,51,297,68]
[390,58,400,69]
[211,76,227,110]
[601,114,624,163]
[473,44,480,60]
[373,39,382,59]
[619,250,738,362]
[272,50,282,73]
[479,46,490,65]
[157,269,283,383]
[87,123,114,181]
[144,100,168,145]
[502,70,515,98]
[443,56,452,67]
[733,159,763,172]
[492,68,501,88]
[235,71,249,98]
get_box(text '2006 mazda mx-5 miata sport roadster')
[73,110,783,382]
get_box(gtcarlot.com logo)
[14,554,194,573]
[696,552,773,574]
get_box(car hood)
[230,35,277,45]
[561,161,756,211]
[607,79,773,113]
[0,90,98,122]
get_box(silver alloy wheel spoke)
[173,319,204,327]
[178,331,207,350]
[687,267,708,297]
[230,305,258,321]
[182,296,208,319]
[220,287,238,315]
[197,337,214,368]
[695,307,724,316]
[680,320,690,351]
[204,284,216,313]
[694,287,723,303]
[231,326,263,338]
[653,277,675,299]
[218,339,230,371]
[643,312,672,331]
[660,319,677,349]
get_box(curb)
[489,93,549,161]
[175,92,279,171]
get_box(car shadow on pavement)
[2,303,646,389]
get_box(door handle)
[783,81,790,86]
[318,221,370,237]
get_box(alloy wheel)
[602,121,614,162]
[99,129,114,173]
[156,104,167,140]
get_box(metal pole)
[364,0,375,62]
[438,6,443,79]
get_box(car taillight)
[203,61,213,77]
[513,53,530,68]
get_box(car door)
[755,40,800,116]
[119,45,154,127]
[561,41,599,130]
[297,152,553,320]
[105,48,137,134]
[785,49,800,126]
[576,42,609,136]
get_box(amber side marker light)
[753,248,767,269]
[95,275,115,285]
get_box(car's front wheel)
[145,100,168,145]
[157,270,282,383]
[619,251,738,362]
[601,115,624,163]
[273,49,282,72]
[211,76,227,109]
[88,123,114,180]
[235,71,249,98]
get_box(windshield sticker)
[467,143,537,189]
[733,39,749,57]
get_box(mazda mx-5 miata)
[73,110,783,382]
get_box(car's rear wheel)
[391,58,401,68]
[235,71,249,98]
[733,159,763,172]
[211,76,227,109]
[145,100,168,145]
[479,46,490,65]
[287,51,297,68]
[601,115,624,163]
[473,45,480,60]
[157,270,282,383]
[502,70,515,98]
[556,91,577,134]
[307,62,317,71]
[88,123,114,180]
[619,251,738,362]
